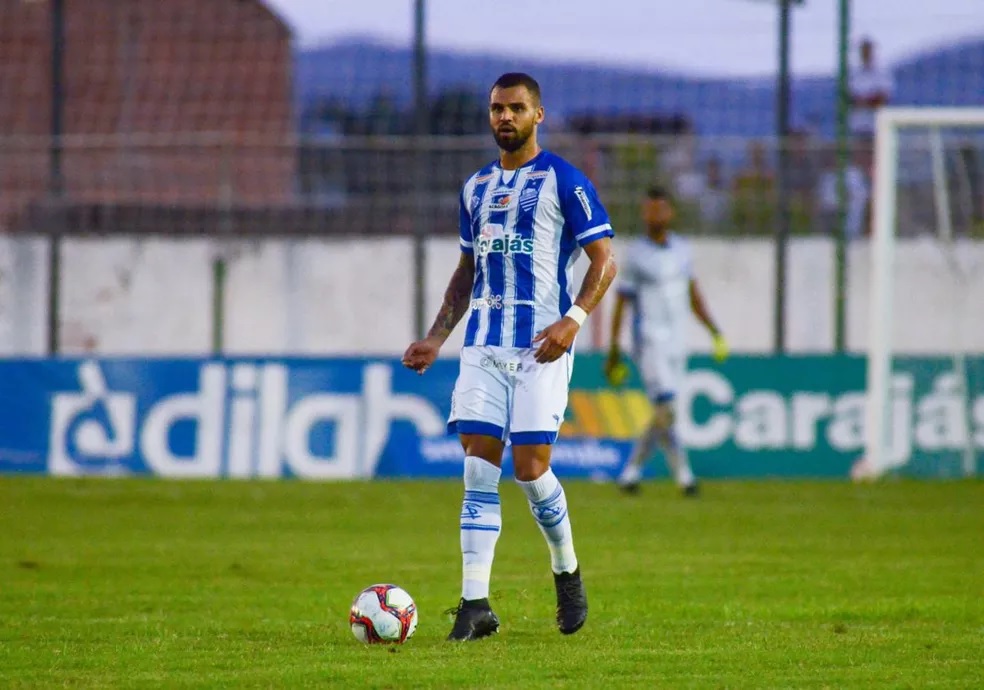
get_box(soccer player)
[605,186,727,496]
[402,72,617,641]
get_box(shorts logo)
[480,356,524,373]
[573,185,593,220]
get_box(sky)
[264,0,984,77]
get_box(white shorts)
[448,345,573,446]
[636,346,686,404]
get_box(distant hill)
[893,38,984,108]
[295,37,984,138]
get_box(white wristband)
[565,305,588,327]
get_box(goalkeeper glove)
[711,332,729,363]
[604,350,629,387]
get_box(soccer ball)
[349,584,418,644]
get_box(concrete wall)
[1,235,983,356]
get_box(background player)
[402,73,618,641]
[605,186,726,496]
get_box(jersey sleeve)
[458,188,473,255]
[681,241,694,280]
[559,172,614,247]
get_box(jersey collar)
[495,149,547,171]
[645,233,673,249]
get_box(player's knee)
[459,434,504,466]
[511,445,551,482]
[651,403,675,430]
[513,462,548,482]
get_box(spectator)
[662,121,699,189]
[699,156,731,234]
[816,147,870,240]
[786,130,821,234]
[850,37,894,169]
[732,140,775,235]
[657,123,706,232]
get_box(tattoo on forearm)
[576,253,617,314]
[427,256,475,340]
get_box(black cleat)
[682,482,700,498]
[554,568,588,635]
[618,481,641,495]
[445,598,500,641]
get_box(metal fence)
[6,133,983,238]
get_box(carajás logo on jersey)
[476,223,534,257]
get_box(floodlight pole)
[412,0,428,340]
[773,0,792,353]
[47,0,66,355]
[833,0,851,352]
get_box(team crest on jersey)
[519,186,540,211]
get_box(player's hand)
[532,317,579,363]
[402,335,443,374]
[711,332,729,363]
[604,347,628,387]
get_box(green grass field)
[1,477,982,689]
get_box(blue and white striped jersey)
[458,150,613,349]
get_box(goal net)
[861,107,984,480]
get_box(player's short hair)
[646,185,672,202]
[490,73,541,104]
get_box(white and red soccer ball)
[349,584,418,644]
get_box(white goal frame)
[864,107,984,479]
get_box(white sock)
[517,469,578,575]
[460,456,502,600]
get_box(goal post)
[862,107,984,480]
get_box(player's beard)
[493,124,532,153]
